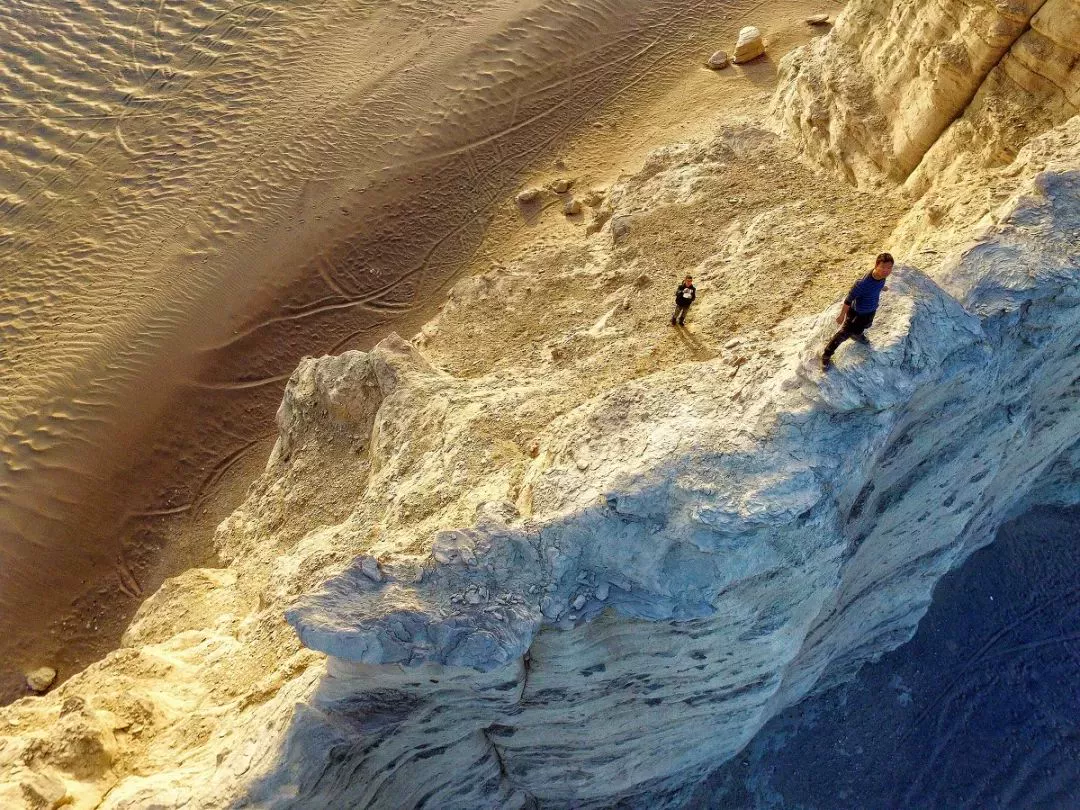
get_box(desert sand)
[0,0,839,700]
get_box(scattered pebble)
[564,199,583,216]
[516,187,541,204]
[706,50,730,70]
[572,594,588,611]
[26,666,56,693]
[359,556,384,582]
[595,582,610,601]
[550,178,573,194]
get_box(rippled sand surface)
[0,0,778,700]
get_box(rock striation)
[1,2,1078,807]
[774,0,1078,185]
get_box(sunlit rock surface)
[774,0,1078,184]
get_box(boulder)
[610,215,632,244]
[805,14,830,25]
[732,26,765,64]
[19,773,69,809]
[550,178,573,194]
[563,199,582,216]
[26,666,56,693]
[706,50,730,70]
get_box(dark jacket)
[675,282,696,308]
[845,273,886,314]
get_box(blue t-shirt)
[845,273,886,314]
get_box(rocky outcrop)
[773,0,1077,185]
[252,139,1080,808]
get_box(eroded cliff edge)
[2,2,1078,807]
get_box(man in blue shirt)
[821,253,894,370]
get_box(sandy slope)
[0,0,840,699]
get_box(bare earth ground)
[0,0,844,701]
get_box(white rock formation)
[732,27,765,64]
[773,0,1077,184]
[1,3,1078,807]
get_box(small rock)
[732,26,765,64]
[540,596,563,619]
[19,773,69,809]
[550,178,573,194]
[564,199,582,216]
[359,556,384,583]
[26,667,56,693]
[572,594,588,611]
[516,187,541,204]
[805,13,830,25]
[633,272,651,288]
[595,582,610,601]
[611,216,632,244]
[527,441,540,458]
[465,590,484,605]
[706,50,730,70]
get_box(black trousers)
[823,309,875,359]
[672,303,690,324]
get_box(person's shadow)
[673,323,718,362]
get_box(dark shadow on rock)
[696,504,1080,809]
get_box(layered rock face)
[774,0,1079,185]
[2,3,1078,808]
[254,138,1079,809]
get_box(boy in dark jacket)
[671,275,696,325]
[822,253,894,370]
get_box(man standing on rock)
[671,275,696,326]
[821,253,893,370]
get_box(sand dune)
[0,0,804,700]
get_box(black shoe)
[678,319,686,326]
[670,317,677,325]
[821,356,832,371]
